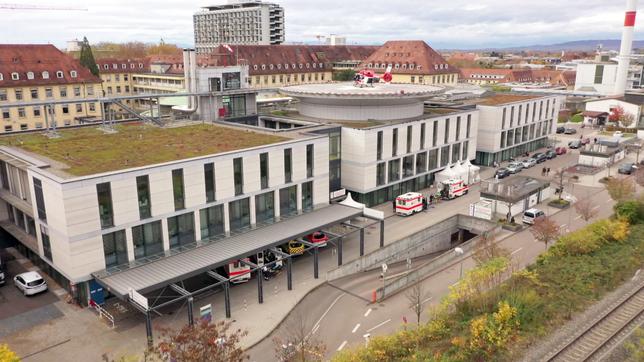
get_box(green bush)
[614,200,644,224]
[570,114,583,123]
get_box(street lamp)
[454,247,464,280]
[467,164,472,185]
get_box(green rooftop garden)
[0,124,288,176]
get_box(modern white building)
[474,94,564,166]
[194,0,285,53]
[575,62,644,95]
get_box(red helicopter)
[353,65,393,87]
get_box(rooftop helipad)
[280,82,443,98]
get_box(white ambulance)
[395,192,426,216]
[439,179,469,200]
[225,258,251,284]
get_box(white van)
[522,208,545,225]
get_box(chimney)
[614,0,638,96]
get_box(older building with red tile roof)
[460,67,576,89]
[357,40,459,86]
[0,44,102,133]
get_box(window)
[392,128,398,156]
[59,87,67,97]
[42,71,49,79]
[428,149,439,170]
[452,143,461,163]
[74,86,81,97]
[440,145,450,167]
[456,117,461,141]
[376,162,386,186]
[594,65,604,84]
[11,72,19,80]
[33,107,41,117]
[255,191,275,224]
[500,131,506,148]
[284,149,292,183]
[229,198,250,231]
[41,226,52,261]
[97,182,114,229]
[403,155,414,178]
[1,108,9,119]
[416,151,427,174]
[502,108,506,129]
[132,221,163,260]
[518,105,522,124]
[388,159,400,182]
[200,205,224,239]
[89,103,96,112]
[56,71,64,78]
[17,108,25,118]
[172,169,185,210]
[75,104,82,113]
[302,181,313,210]
[87,85,94,96]
[0,89,6,101]
[136,175,151,219]
[466,114,471,138]
[539,101,543,120]
[420,123,426,149]
[462,141,469,160]
[233,157,244,195]
[204,163,216,202]
[444,119,450,144]
[4,125,12,132]
[14,89,22,100]
[70,70,77,78]
[306,144,314,178]
[168,212,195,248]
[103,230,128,268]
[406,125,412,153]
[377,131,383,160]
[279,185,297,216]
[45,87,53,98]
[510,106,514,127]
[30,88,38,99]
[432,121,438,147]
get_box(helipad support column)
[313,246,319,279]
[187,297,194,326]
[360,228,365,256]
[337,237,343,266]
[287,257,293,290]
[380,220,385,248]
[223,282,231,318]
[257,268,264,304]
[145,311,153,348]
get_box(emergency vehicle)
[439,179,469,200]
[395,192,426,216]
[225,258,251,284]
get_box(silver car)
[14,271,48,296]
[507,162,524,174]
[521,158,537,168]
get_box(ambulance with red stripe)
[439,179,469,200]
[395,192,426,216]
[225,258,251,284]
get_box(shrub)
[614,200,644,224]
[570,114,583,123]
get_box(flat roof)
[0,123,289,177]
[280,82,443,99]
[94,204,362,298]
[480,176,550,203]
[476,93,543,106]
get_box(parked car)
[14,271,47,296]
[533,153,547,163]
[556,126,566,134]
[522,208,545,225]
[522,158,537,168]
[555,147,567,155]
[506,162,524,174]
[545,150,557,159]
[568,140,582,149]
[581,137,591,145]
[614,131,623,138]
[494,168,511,179]
[306,231,329,247]
[564,128,577,135]
[618,163,638,175]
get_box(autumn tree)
[405,280,430,326]
[152,320,248,362]
[605,177,636,202]
[472,231,508,266]
[530,216,561,250]
[609,105,625,123]
[273,310,326,362]
[79,36,99,76]
[574,198,599,224]
[0,344,19,362]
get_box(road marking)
[511,247,523,256]
[366,319,392,333]
[451,281,460,286]
[633,269,641,281]
[337,340,348,351]
[575,215,582,220]
[592,205,600,211]
[421,296,433,306]
[364,308,372,317]
[310,293,345,336]
[352,323,361,333]
[559,224,567,230]
[311,324,320,334]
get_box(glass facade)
[103,230,127,268]
[255,191,275,224]
[204,163,216,202]
[229,198,250,231]
[376,131,383,160]
[416,152,427,174]
[376,162,386,186]
[406,125,412,153]
[353,172,435,207]
[132,221,163,260]
[33,177,47,222]
[41,226,52,261]
[233,157,244,195]
[402,155,414,178]
[279,185,297,216]
[260,153,269,189]
[136,175,151,219]
[96,182,114,229]
[328,130,341,192]
[440,145,450,167]
[168,212,195,248]
[283,149,292,183]
[428,149,439,170]
[172,169,185,211]
[301,181,313,211]
[475,137,549,166]
[306,144,314,178]
[200,205,224,239]
[388,159,400,182]
[392,128,398,156]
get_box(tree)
[273,310,326,362]
[619,112,635,128]
[472,231,508,266]
[574,198,598,224]
[405,280,430,326]
[152,319,248,362]
[79,36,100,77]
[609,105,625,123]
[333,69,355,81]
[530,216,561,250]
[0,344,19,362]
[605,177,636,202]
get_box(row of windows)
[376,115,473,161]
[249,72,326,85]
[0,85,92,102]
[1,103,97,121]
[102,182,312,269]
[97,63,144,71]
[0,70,77,82]
[499,120,553,149]
[253,62,324,71]
[102,74,129,82]
[500,99,557,130]
[410,74,455,84]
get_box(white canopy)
[452,162,468,181]
[434,165,458,186]
[463,160,481,183]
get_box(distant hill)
[444,39,644,52]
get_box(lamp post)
[454,247,464,280]
[467,164,472,185]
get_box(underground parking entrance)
[92,202,385,347]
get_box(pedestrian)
[542,167,546,176]
[422,197,427,211]
[594,137,598,144]
[392,199,396,212]
[429,194,434,205]
[547,167,550,176]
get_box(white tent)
[434,165,458,186]
[463,160,481,184]
[452,162,468,181]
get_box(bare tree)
[530,216,561,250]
[405,280,430,326]
[472,231,509,266]
[273,310,326,362]
[605,177,636,202]
[574,198,599,224]
[152,319,248,362]
[619,112,635,128]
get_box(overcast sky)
[1,0,641,49]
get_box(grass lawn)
[0,124,287,176]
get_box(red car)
[306,231,328,247]
[581,138,591,145]
[555,147,567,155]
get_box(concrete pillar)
[161,218,170,252]
[313,246,319,279]
[224,282,231,318]
[249,195,256,227]
[187,297,194,326]
[360,228,365,256]
[257,268,264,304]
[286,257,292,291]
[223,202,231,235]
[380,220,385,248]
[145,311,153,348]
[337,237,343,266]
[125,228,135,262]
[194,210,202,242]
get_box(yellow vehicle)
[285,240,305,255]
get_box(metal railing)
[91,302,115,329]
